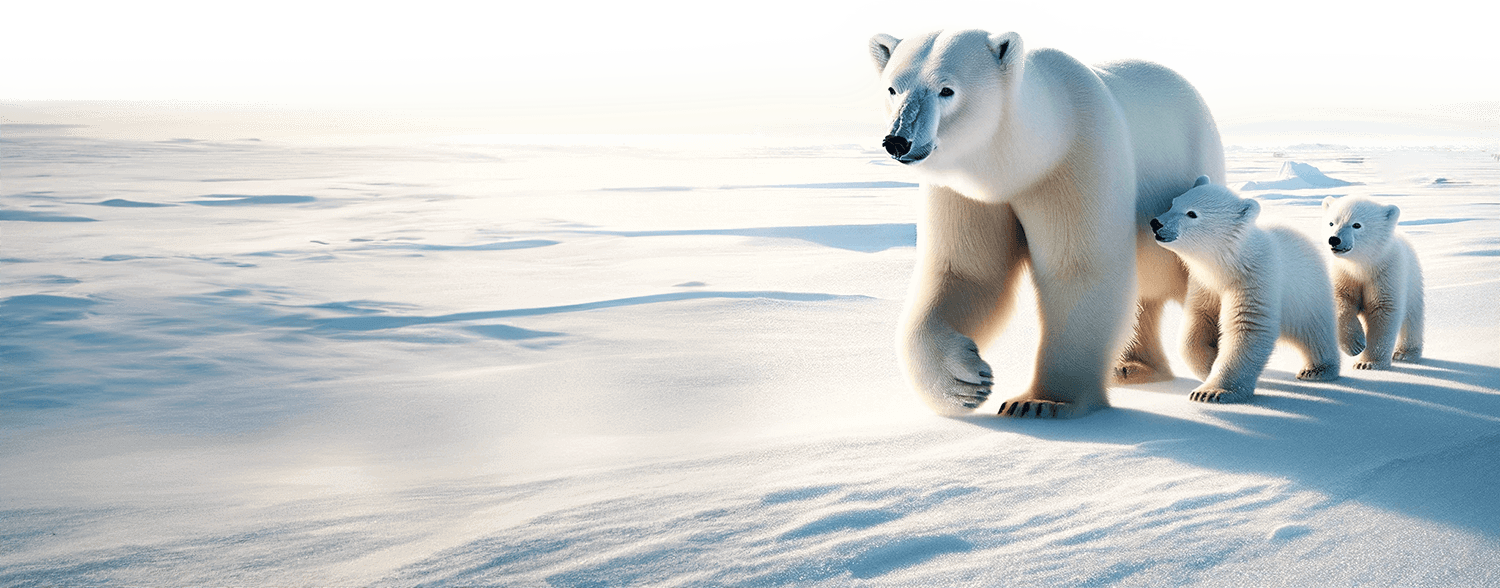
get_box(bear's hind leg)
[1180,280,1220,381]
[1114,299,1176,384]
[1113,242,1186,384]
[1393,280,1424,363]
[1285,322,1341,382]
[1334,274,1367,357]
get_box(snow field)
[2,127,1499,585]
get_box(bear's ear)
[1239,198,1261,221]
[1193,175,1211,188]
[1322,195,1336,210]
[988,31,1022,69]
[1385,204,1401,223]
[869,34,901,72]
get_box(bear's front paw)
[939,341,994,410]
[907,335,994,415]
[1392,347,1422,363]
[994,389,1105,419]
[1354,360,1392,370]
[940,375,993,411]
[1189,387,1252,403]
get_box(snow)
[0,121,1494,585]
[1238,160,1359,191]
[2,124,1499,586]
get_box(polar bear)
[1151,178,1341,402]
[869,29,1224,418]
[1321,196,1425,369]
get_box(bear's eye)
[1352,223,1362,229]
[887,87,896,96]
[1186,211,1198,219]
[1329,222,1334,226]
[938,87,954,97]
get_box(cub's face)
[868,29,1018,169]
[1151,183,1260,256]
[1322,196,1399,261]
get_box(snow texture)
[3,127,1499,586]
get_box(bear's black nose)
[883,135,912,158]
[1328,236,1341,247]
[1149,218,1163,233]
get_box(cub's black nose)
[1149,218,1163,233]
[883,135,912,158]
[1328,236,1341,246]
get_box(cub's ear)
[1385,204,1401,223]
[1322,195,1336,210]
[870,34,901,72]
[1239,198,1261,220]
[1193,175,1211,188]
[988,31,1022,68]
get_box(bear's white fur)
[868,30,1224,418]
[1322,196,1425,369]
[1152,178,1341,403]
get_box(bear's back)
[1263,224,1335,320]
[1093,60,1226,227]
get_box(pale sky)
[2,1,1500,144]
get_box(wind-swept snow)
[2,128,1498,586]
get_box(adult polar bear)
[870,29,1225,418]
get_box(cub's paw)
[1112,360,1173,385]
[1341,335,1366,357]
[1296,363,1340,382]
[1354,360,1392,371]
[1189,387,1252,404]
[1392,348,1422,363]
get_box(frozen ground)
[2,124,1499,586]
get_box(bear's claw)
[1296,364,1340,382]
[950,377,992,409]
[996,399,1067,418]
[1189,387,1251,403]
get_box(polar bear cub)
[1322,196,1424,369]
[1151,177,1341,402]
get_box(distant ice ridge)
[1239,161,1358,190]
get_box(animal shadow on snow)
[960,360,1500,538]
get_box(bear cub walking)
[1152,177,1341,403]
[1322,196,1425,369]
